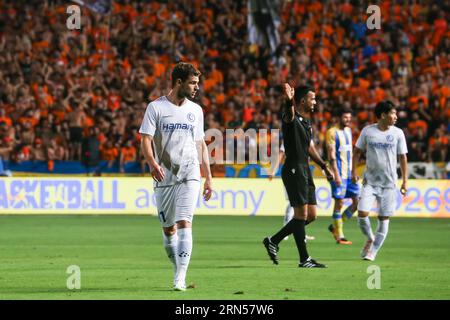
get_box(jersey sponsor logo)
[187,112,195,122]
[368,141,394,150]
[162,123,194,132]
[386,135,394,142]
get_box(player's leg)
[329,197,344,241]
[365,188,395,261]
[283,187,294,226]
[263,164,322,266]
[266,203,320,265]
[284,204,294,226]
[304,204,316,241]
[282,204,294,240]
[357,185,377,258]
[155,186,178,282]
[173,180,201,291]
[292,205,310,263]
[162,225,178,274]
[263,203,307,265]
[343,196,358,222]
[304,171,317,240]
[328,179,350,243]
[297,204,326,268]
[342,180,360,223]
[285,185,315,240]
[297,182,325,267]
[174,220,192,291]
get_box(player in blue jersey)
[325,108,360,244]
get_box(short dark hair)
[374,100,396,118]
[338,107,353,117]
[294,85,314,102]
[171,62,201,86]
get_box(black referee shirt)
[282,111,312,166]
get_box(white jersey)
[139,96,205,187]
[355,124,407,188]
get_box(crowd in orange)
[0,0,448,173]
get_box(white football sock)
[162,231,177,274]
[284,205,294,226]
[372,219,390,254]
[175,228,192,284]
[358,217,375,241]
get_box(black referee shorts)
[282,163,317,207]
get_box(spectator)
[0,0,447,170]
[101,140,119,169]
[30,138,46,161]
[119,140,137,173]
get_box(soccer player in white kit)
[352,101,408,261]
[140,63,213,291]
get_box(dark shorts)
[282,163,317,207]
[69,127,83,143]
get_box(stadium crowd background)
[0,0,448,174]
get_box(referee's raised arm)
[282,83,295,123]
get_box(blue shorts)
[330,178,360,199]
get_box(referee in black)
[263,84,334,268]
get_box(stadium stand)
[0,0,448,174]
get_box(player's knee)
[378,216,389,221]
[176,220,192,229]
[358,211,369,218]
[293,206,308,219]
[163,226,176,236]
[335,199,344,210]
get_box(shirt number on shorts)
[159,211,166,223]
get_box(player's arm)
[399,154,408,196]
[398,130,408,196]
[326,130,341,186]
[282,83,295,123]
[309,141,334,181]
[140,134,164,182]
[197,139,212,201]
[351,147,363,183]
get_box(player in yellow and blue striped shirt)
[325,108,360,244]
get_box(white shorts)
[358,184,397,217]
[154,180,201,227]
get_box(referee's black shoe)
[299,257,327,268]
[263,237,279,265]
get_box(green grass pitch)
[0,215,449,300]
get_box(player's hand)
[335,176,342,187]
[324,167,334,182]
[203,177,212,201]
[351,173,359,184]
[284,83,295,101]
[268,172,274,181]
[150,163,165,182]
[400,181,407,196]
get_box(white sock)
[162,232,178,274]
[175,228,192,285]
[372,220,390,254]
[284,205,294,226]
[358,217,375,241]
